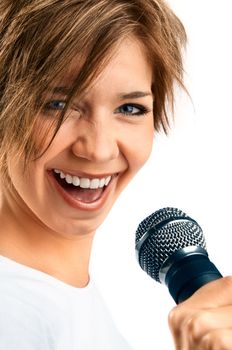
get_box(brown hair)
[0,0,187,184]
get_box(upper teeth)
[54,169,112,189]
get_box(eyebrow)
[49,87,152,99]
[50,86,71,95]
[118,91,153,100]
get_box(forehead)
[99,37,152,83]
[52,36,152,92]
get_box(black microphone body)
[135,207,222,304]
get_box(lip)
[49,168,117,180]
[47,170,118,211]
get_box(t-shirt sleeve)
[0,294,54,350]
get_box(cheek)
[132,142,153,170]
[116,129,154,198]
[33,115,65,155]
[125,126,154,173]
[7,159,37,201]
[6,147,47,200]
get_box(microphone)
[135,207,222,304]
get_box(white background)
[90,1,232,349]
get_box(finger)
[168,277,232,349]
[182,276,232,309]
[184,307,232,347]
[168,305,189,349]
[169,306,232,349]
[196,328,232,350]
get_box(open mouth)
[51,169,114,204]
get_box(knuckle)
[222,276,232,289]
[168,306,182,333]
[185,311,211,342]
[201,329,231,350]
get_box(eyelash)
[116,104,150,116]
[43,100,150,117]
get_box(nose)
[71,118,119,163]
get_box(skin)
[0,36,154,288]
[0,34,232,349]
[168,277,232,349]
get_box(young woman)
[0,1,232,349]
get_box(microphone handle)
[165,254,222,304]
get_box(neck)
[0,191,95,288]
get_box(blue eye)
[43,100,150,117]
[117,104,149,116]
[44,100,66,111]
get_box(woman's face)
[6,37,154,237]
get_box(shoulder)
[0,292,54,349]
[0,258,57,349]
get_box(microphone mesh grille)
[135,207,206,282]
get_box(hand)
[168,276,232,349]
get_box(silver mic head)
[135,207,206,283]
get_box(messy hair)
[0,0,187,183]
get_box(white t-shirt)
[0,255,132,350]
